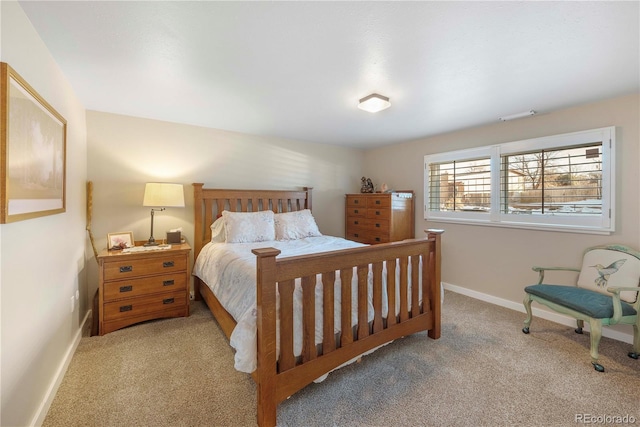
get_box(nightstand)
[97,243,191,335]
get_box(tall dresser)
[345,191,414,244]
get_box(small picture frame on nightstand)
[107,231,134,250]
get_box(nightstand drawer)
[103,290,187,321]
[103,273,187,302]
[103,255,187,281]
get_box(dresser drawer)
[367,196,390,208]
[346,230,390,244]
[366,208,390,220]
[103,255,187,281]
[103,273,187,302]
[346,196,368,207]
[103,290,187,322]
[346,206,366,217]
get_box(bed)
[192,184,443,426]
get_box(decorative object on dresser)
[360,176,374,193]
[97,243,191,335]
[192,184,442,427]
[107,231,134,250]
[345,191,414,244]
[142,182,185,246]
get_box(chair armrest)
[532,266,581,284]
[606,286,640,323]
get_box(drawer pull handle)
[375,200,381,204]
[354,209,359,214]
[119,305,133,312]
[375,223,380,227]
[163,261,175,268]
[120,265,133,273]
[354,220,359,225]
[119,285,133,293]
[163,298,175,305]
[375,237,381,242]
[163,280,175,286]
[354,200,359,204]
[375,211,380,215]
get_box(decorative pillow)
[210,217,226,243]
[274,209,322,240]
[222,210,275,243]
[576,248,640,303]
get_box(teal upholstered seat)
[523,245,640,372]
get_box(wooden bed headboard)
[192,183,313,259]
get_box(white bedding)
[193,236,423,373]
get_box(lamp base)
[144,238,159,247]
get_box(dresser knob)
[119,305,133,312]
[119,265,133,273]
[163,261,175,268]
[119,285,133,293]
[163,280,175,286]
[375,223,380,227]
[163,298,175,304]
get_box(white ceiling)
[18,1,640,149]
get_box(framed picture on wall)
[107,231,134,250]
[0,62,67,223]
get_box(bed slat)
[411,255,420,316]
[357,265,369,339]
[386,258,397,326]
[340,267,353,346]
[322,271,336,353]
[301,275,316,363]
[278,279,295,372]
[399,256,409,322]
[372,261,383,333]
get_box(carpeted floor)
[43,291,640,427]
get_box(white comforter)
[195,236,401,372]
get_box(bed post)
[192,183,204,300]
[252,247,281,427]
[427,229,444,339]
[304,187,313,211]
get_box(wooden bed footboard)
[253,230,442,427]
[192,184,443,427]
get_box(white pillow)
[274,209,322,240]
[576,248,640,303]
[222,210,275,243]
[210,217,226,243]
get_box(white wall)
[86,110,365,298]
[364,93,640,339]
[0,2,88,426]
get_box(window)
[424,127,615,234]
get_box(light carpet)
[43,291,640,427]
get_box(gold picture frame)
[107,231,134,251]
[0,62,67,223]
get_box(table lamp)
[143,182,185,246]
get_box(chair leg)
[629,323,639,360]
[575,319,584,334]
[588,319,604,372]
[522,294,533,334]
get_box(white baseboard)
[443,282,634,344]
[31,309,92,427]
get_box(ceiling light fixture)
[499,110,536,121]
[358,93,391,113]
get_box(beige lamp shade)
[143,183,185,207]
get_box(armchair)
[522,244,640,372]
